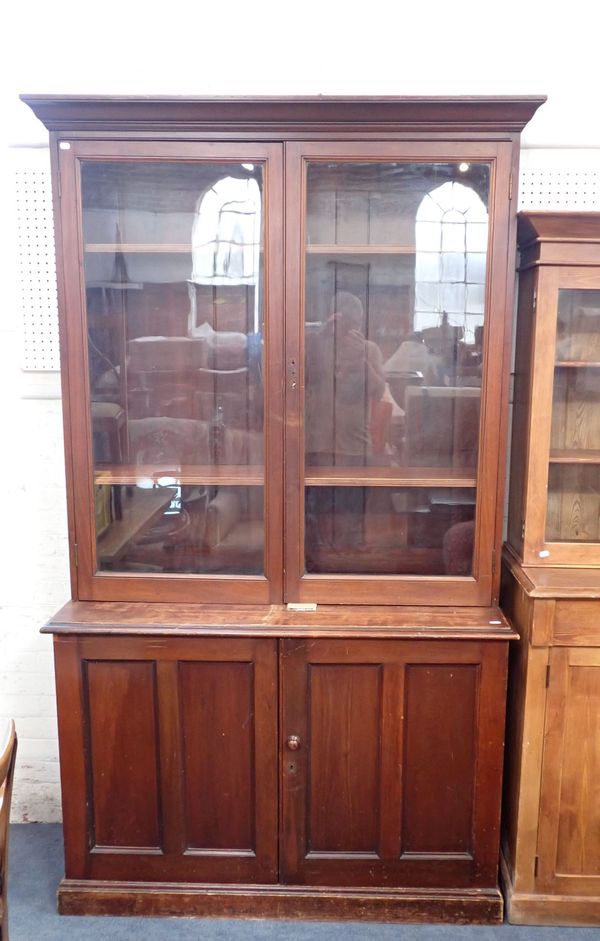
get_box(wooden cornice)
[21,94,546,138]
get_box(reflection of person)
[306,292,385,464]
[305,292,386,554]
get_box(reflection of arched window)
[414,181,488,342]
[191,176,261,284]
[190,175,262,330]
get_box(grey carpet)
[7,824,600,939]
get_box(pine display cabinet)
[502,212,600,925]
[23,95,543,922]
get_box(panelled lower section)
[54,631,508,916]
[85,660,161,850]
[501,557,600,925]
[280,638,505,889]
[55,636,278,884]
[179,661,256,853]
[402,664,477,855]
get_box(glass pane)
[555,289,600,362]
[82,161,265,575]
[96,483,264,574]
[304,160,490,576]
[547,288,600,544]
[305,486,476,575]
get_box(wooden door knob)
[286,734,301,751]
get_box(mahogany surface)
[24,94,544,923]
[53,630,508,913]
[44,600,514,638]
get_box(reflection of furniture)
[502,213,600,926]
[0,720,17,941]
[127,335,258,425]
[385,369,424,410]
[91,402,127,462]
[97,418,264,572]
[25,95,543,923]
[405,386,480,469]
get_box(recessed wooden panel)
[307,664,381,853]
[85,660,160,849]
[402,664,477,854]
[555,662,600,875]
[179,661,255,851]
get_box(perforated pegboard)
[519,150,600,211]
[14,158,60,370]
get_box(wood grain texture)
[56,879,504,922]
[502,545,600,599]
[554,601,600,645]
[44,600,513,639]
[537,647,600,895]
[180,661,255,851]
[284,138,515,606]
[512,215,600,566]
[555,657,600,876]
[56,141,284,605]
[518,212,600,272]
[22,94,545,137]
[502,553,600,924]
[307,664,382,853]
[24,95,536,921]
[402,664,476,854]
[502,850,600,926]
[280,638,508,889]
[85,660,161,849]
[506,267,536,557]
[56,635,278,885]
[500,565,550,893]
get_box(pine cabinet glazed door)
[280,638,507,888]
[55,635,278,884]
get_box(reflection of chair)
[443,520,475,575]
[0,720,17,941]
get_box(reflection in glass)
[96,483,264,574]
[305,486,476,575]
[81,161,265,575]
[415,180,488,342]
[304,161,490,576]
[546,289,600,544]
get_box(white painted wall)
[1,0,599,822]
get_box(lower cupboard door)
[279,638,507,888]
[55,635,278,884]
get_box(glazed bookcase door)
[524,267,600,566]
[56,141,284,603]
[285,141,515,605]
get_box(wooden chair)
[0,721,17,941]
